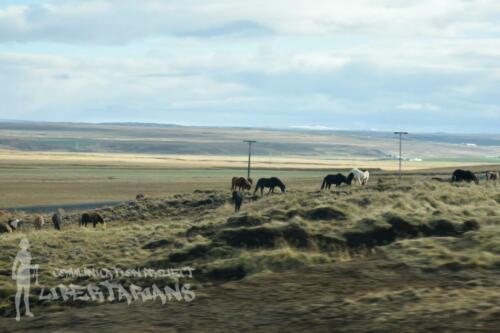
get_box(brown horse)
[487,171,499,181]
[34,215,44,230]
[231,177,252,191]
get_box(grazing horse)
[33,216,44,230]
[452,169,478,184]
[231,177,252,191]
[254,177,286,195]
[8,219,22,231]
[52,212,62,230]
[0,223,12,234]
[486,171,499,181]
[80,212,105,228]
[321,174,350,190]
[349,168,370,186]
[232,191,243,212]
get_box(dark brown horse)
[452,169,478,184]
[80,212,105,228]
[232,191,244,212]
[321,174,351,190]
[254,177,286,195]
[52,212,62,230]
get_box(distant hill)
[0,121,498,161]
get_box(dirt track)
[3,253,498,333]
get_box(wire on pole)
[243,140,256,179]
[394,132,408,182]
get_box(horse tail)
[321,177,327,190]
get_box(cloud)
[1,0,500,43]
[0,1,498,132]
[398,103,440,111]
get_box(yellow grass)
[0,150,491,171]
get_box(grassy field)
[0,166,499,331]
[0,150,498,208]
[0,137,498,332]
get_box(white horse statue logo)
[11,238,39,322]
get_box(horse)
[8,219,22,231]
[321,174,350,190]
[254,177,286,195]
[136,193,145,200]
[452,169,478,184]
[0,223,12,234]
[52,212,62,230]
[33,216,44,230]
[486,171,499,181]
[232,191,243,212]
[80,212,105,228]
[231,177,252,191]
[349,168,370,186]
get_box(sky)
[0,0,499,133]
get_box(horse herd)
[0,168,497,231]
[0,210,106,234]
[230,168,370,212]
[434,169,499,184]
[230,168,498,212]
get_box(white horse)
[349,168,369,186]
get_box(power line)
[394,131,408,182]
[243,140,256,179]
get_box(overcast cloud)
[0,0,499,132]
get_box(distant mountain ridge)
[0,121,498,160]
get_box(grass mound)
[303,206,348,221]
[216,223,309,249]
[142,239,173,250]
[225,214,269,228]
[343,215,481,248]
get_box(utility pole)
[243,140,256,179]
[394,132,408,182]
